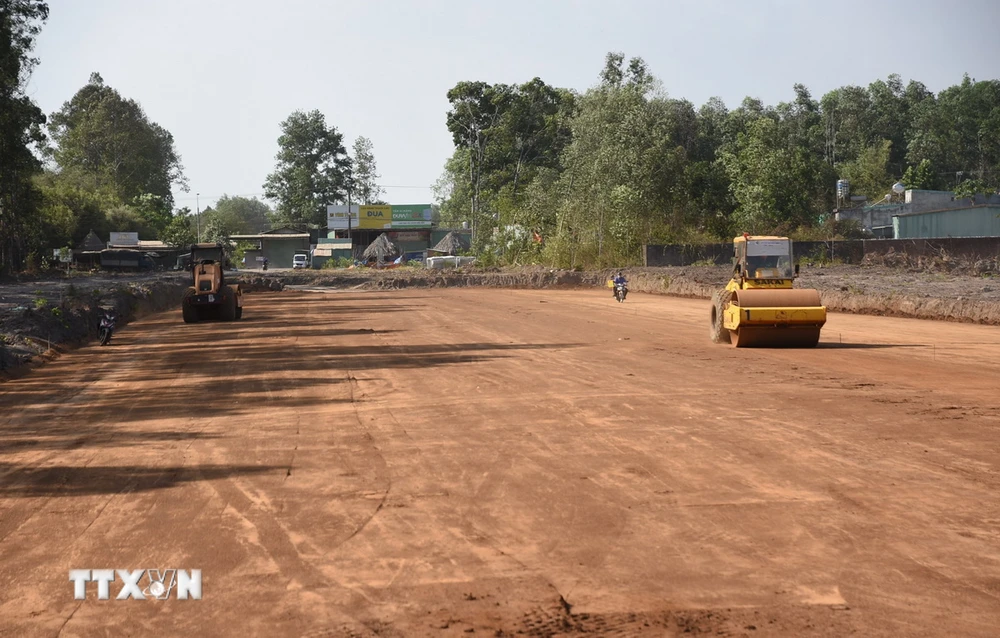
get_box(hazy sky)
[26,0,1000,211]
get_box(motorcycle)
[262,260,268,271]
[614,281,628,303]
[98,312,116,346]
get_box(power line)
[172,184,433,201]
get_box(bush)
[322,257,354,269]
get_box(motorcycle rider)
[612,270,628,300]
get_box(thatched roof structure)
[430,231,469,256]
[362,233,398,261]
[76,230,106,252]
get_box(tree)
[204,194,271,235]
[546,55,681,263]
[350,136,384,205]
[953,178,994,199]
[160,209,196,247]
[105,204,154,237]
[47,72,186,220]
[202,216,230,246]
[436,60,1000,267]
[433,148,472,227]
[33,169,110,248]
[908,75,1000,188]
[263,109,352,227]
[0,0,49,272]
[720,115,834,233]
[446,81,510,241]
[491,78,575,201]
[901,158,940,190]
[444,78,575,249]
[837,139,894,202]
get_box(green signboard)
[390,204,433,228]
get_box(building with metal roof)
[836,189,1000,239]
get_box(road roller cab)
[710,235,826,347]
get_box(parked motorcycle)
[99,311,116,346]
[614,282,628,303]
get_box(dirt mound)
[861,249,999,275]
[236,275,285,292]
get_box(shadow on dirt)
[0,463,281,497]
[817,342,925,349]
[0,291,580,497]
[0,429,223,454]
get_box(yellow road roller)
[710,235,826,347]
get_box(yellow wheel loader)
[182,243,243,323]
[710,235,826,347]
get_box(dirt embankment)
[0,272,288,378]
[0,277,188,378]
[275,264,1000,325]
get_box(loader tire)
[182,288,199,323]
[220,288,237,322]
[710,290,732,344]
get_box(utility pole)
[196,193,201,243]
[347,190,353,261]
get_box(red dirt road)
[2,288,1000,637]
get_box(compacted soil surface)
[1,288,1000,636]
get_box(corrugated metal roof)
[230,233,310,240]
[107,240,171,249]
[894,206,1000,239]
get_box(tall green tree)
[444,77,574,248]
[901,158,941,190]
[47,72,186,223]
[203,194,271,235]
[33,169,110,248]
[490,78,575,201]
[445,81,510,239]
[432,148,472,227]
[720,114,835,233]
[437,57,1000,266]
[350,136,384,205]
[160,209,196,247]
[544,53,683,264]
[836,139,894,202]
[263,109,352,228]
[908,75,1000,187]
[0,0,48,271]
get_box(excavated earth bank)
[2,262,998,378]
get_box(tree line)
[0,1,381,272]
[4,5,998,273]
[436,52,1000,267]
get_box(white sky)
[26,0,1000,211]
